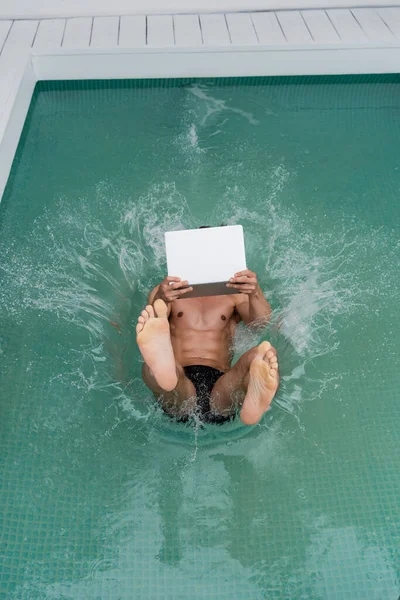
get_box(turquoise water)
[0,76,400,599]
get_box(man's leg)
[210,341,279,425]
[137,300,196,418]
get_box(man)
[136,268,279,425]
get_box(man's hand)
[228,269,271,326]
[226,269,260,296]
[155,276,193,303]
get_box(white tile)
[0,20,12,54]
[147,15,174,47]
[174,14,202,47]
[91,16,119,47]
[326,9,367,42]
[251,12,286,45]
[0,21,38,125]
[302,10,340,43]
[351,8,394,42]
[34,19,65,49]
[63,17,92,48]
[225,13,258,45]
[377,7,400,39]
[277,11,313,44]
[200,13,230,46]
[119,15,146,47]
[1,20,38,53]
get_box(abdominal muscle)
[167,296,239,372]
[171,328,234,373]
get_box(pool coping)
[2,1,400,19]
[2,8,400,201]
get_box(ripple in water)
[0,167,398,437]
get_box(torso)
[169,295,241,372]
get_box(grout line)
[145,14,148,45]
[300,11,314,41]
[350,9,369,39]
[249,13,259,44]
[375,8,395,37]
[172,14,176,46]
[224,13,232,44]
[0,20,13,55]
[325,9,341,41]
[60,17,67,47]
[89,15,94,46]
[197,14,204,45]
[117,15,121,46]
[31,20,40,47]
[275,12,288,42]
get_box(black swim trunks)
[183,365,232,424]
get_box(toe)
[266,349,275,360]
[258,341,271,355]
[138,316,145,324]
[146,304,155,318]
[154,299,168,318]
[141,309,149,320]
[136,322,144,334]
[270,367,278,378]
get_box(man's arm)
[226,269,272,327]
[148,284,169,312]
[147,276,193,317]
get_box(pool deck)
[1,6,400,200]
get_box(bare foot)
[136,299,178,392]
[240,341,279,425]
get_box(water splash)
[176,123,205,156]
[0,162,398,431]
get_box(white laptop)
[165,225,247,298]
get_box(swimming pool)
[0,75,399,599]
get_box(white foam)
[187,84,260,126]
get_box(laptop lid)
[165,225,247,297]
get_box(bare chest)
[170,297,236,331]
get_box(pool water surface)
[0,76,399,599]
